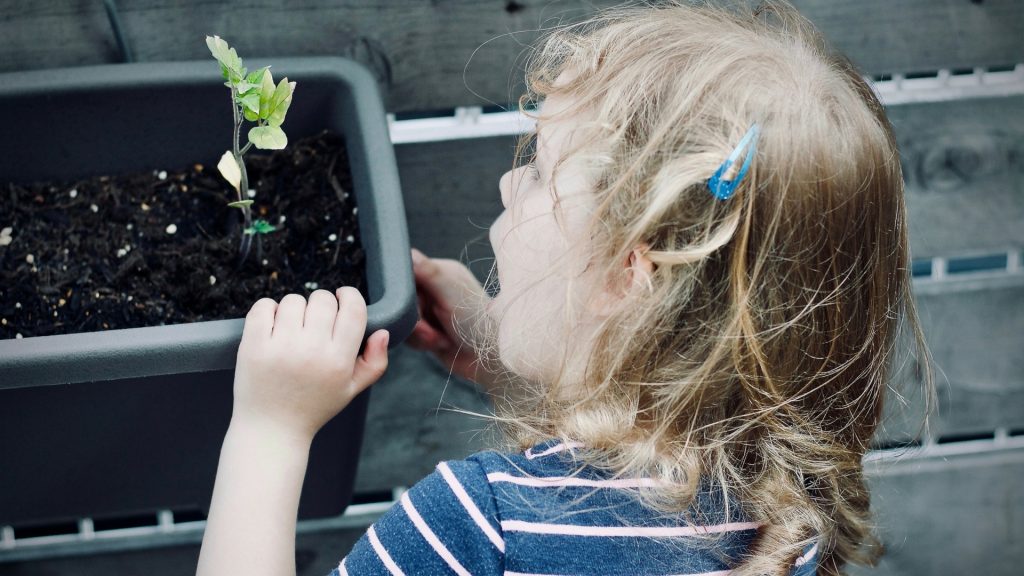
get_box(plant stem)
[230,87,254,267]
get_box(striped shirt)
[331,440,818,575]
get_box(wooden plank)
[0,0,609,113]
[915,278,1024,438]
[0,1,1021,112]
[793,0,1024,76]
[396,136,512,269]
[855,446,1024,576]
[891,95,1024,259]
[878,276,1024,443]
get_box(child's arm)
[196,287,390,576]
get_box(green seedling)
[244,219,278,235]
[206,35,296,265]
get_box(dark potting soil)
[0,131,364,340]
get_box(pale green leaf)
[258,68,275,120]
[243,107,260,122]
[246,67,268,85]
[237,92,260,115]
[234,81,259,95]
[266,79,295,127]
[227,200,254,208]
[206,35,244,82]
[248,125,287,150]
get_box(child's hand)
[232,286,390,441]
[407,248,502,392]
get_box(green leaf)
[258,68,276,121]
[227,200,254,208]
[237,92,260,115]
[234,81,259,95]
[246,67,268,85]
[244,219,278,235]
[266,78,295,127]
[243,106,260,122]
[248,125,287,150]
[206,35,245,83]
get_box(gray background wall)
[0,1,1022,574]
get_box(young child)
[197,1,932,575]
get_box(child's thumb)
[411,247,427,266]
[352,329,390,392]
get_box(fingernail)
[382,330,391,348]
[411,249,425,266]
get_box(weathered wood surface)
[853,445,1024,576]
[893,95,1024,259]
[1,1,1022,112]
[913,278,1024,438]
[878,276,1024,444]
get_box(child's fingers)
[406,318,452,351]
[351,329,390,392]
[333,286,368,355]
[304,289,338,336]
[412,253,486,312]
[241,298,278,345]
[272,293,306,339]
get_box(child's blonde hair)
[470,1,934,574]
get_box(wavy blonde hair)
[466,1,934,574]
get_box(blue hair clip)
[707,123,761,201]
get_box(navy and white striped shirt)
[332,440,818,575]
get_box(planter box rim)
[0,57,377,95]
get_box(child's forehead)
[535,94,589,161]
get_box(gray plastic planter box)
[0,58,415,528]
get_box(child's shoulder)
[463,439,588,478]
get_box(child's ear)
[626,244,655,291]
[587,244,655,318]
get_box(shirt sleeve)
[329,459,505,575]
